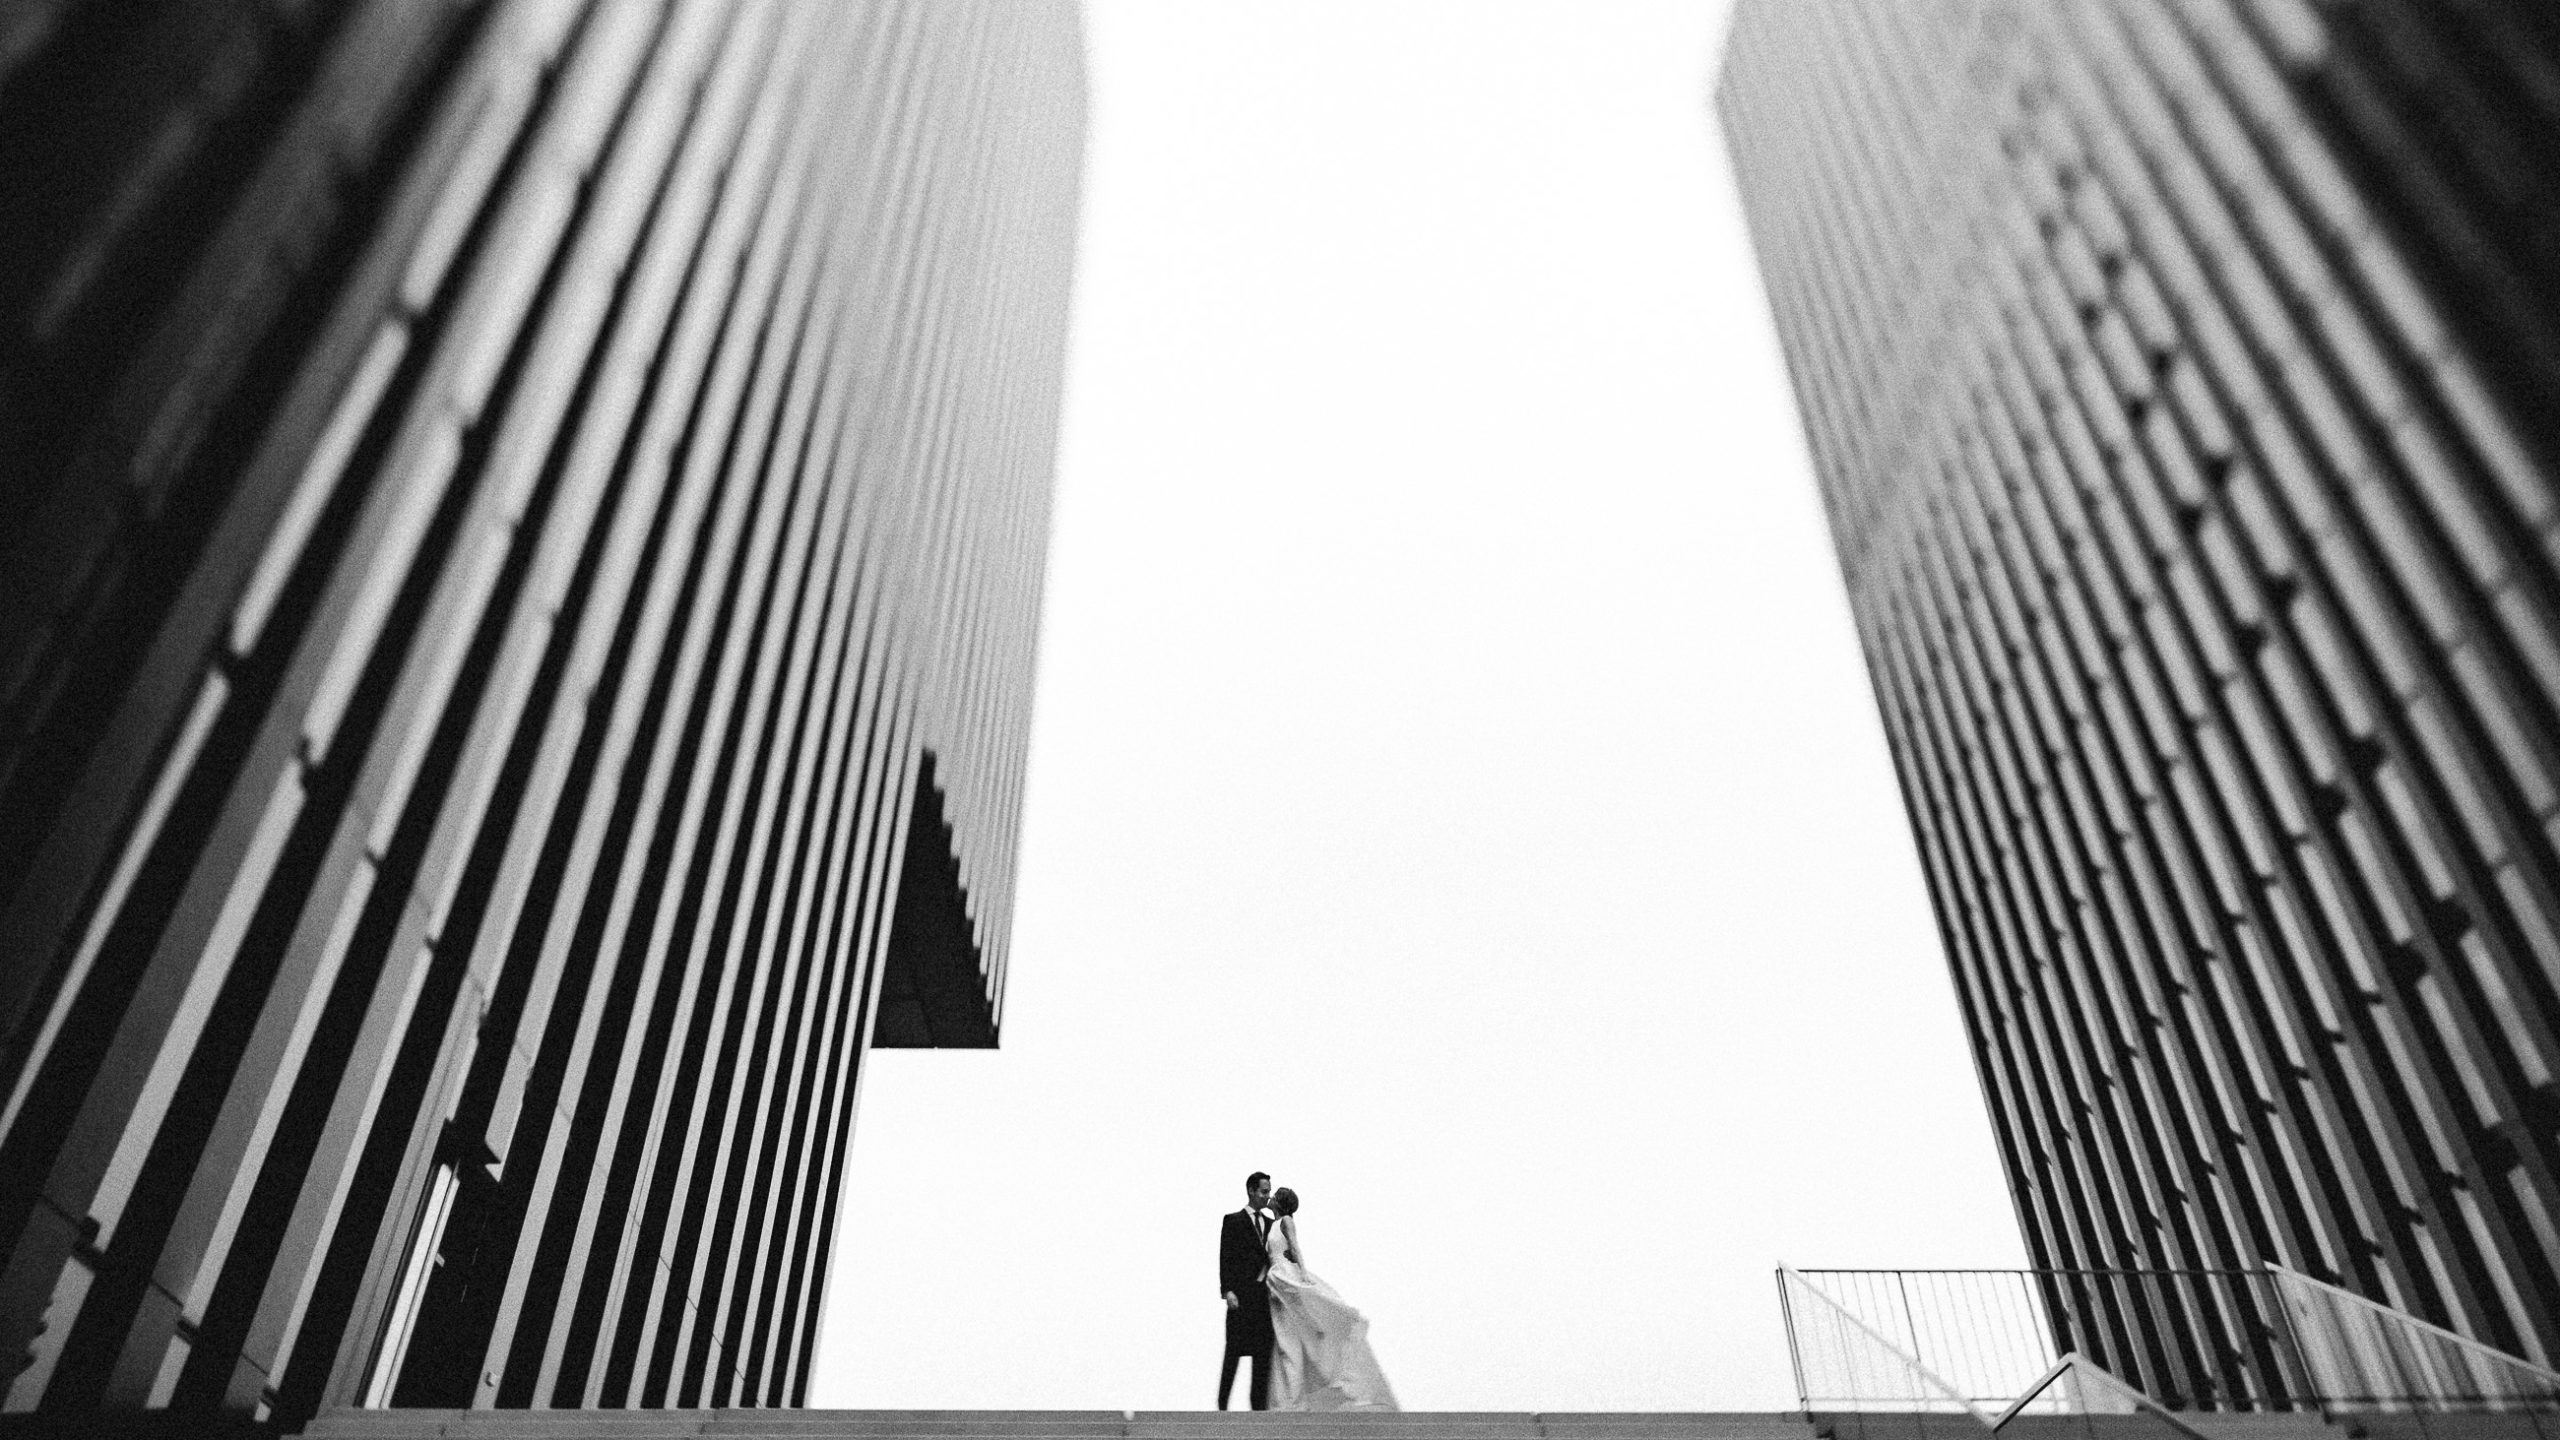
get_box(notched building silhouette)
[1725,0,2560,1379]
[0,0,1081,1420]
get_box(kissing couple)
[1218,1171,1400,1411]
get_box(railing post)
[1778,1265,1809,1416]
[1897,1270,1921,1377]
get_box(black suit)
[1218,1207,1275,1408]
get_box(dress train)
[1263,1217,1399,1412]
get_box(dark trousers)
[1220,1281,1274,1410]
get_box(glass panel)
[1778,1267,2560,1423]
[2271,1265,2560,1412]
[1783,1268,1996,1416]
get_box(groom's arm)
[1218,1215,1246,1305]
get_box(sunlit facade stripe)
[1722,0,2560,1390]
[0,0,1080,1420]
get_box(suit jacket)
[1220,1207,1268,1297]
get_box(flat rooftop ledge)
[0,1409,2465,1440]
[289,1413,1823,1440]
[284,1409,2454,1440]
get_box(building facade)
[1723,0,2560,1395]
[0,0,1080,1421]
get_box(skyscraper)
[0,0,1080,1421]
[1724,0,2560,1379]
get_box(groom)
[1218,1171,1277,1409]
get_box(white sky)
[808,0,2028,1414]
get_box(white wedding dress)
[1263,1214,1400,1411]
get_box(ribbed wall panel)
[1723,0,2560,1400]
[0,0,1080,1422]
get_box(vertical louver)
[0,0,1080,1420]
[1723,0,2560,1385]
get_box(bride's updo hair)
[1272,1187,1299,1216]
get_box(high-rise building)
[1723,0,2560,1386]
[0,0,1080,1421]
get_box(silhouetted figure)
[1218,1171,1276,1409]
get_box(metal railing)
[1780,1265,2009,1420]
[1779,1263,2560,1422]
[1779,1267,2308,1414]
[2269,1264,2560,1412]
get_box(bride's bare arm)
[1281,1215,1302,1264]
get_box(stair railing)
[2266,1263,2560,1412]
[1989,1353,2213,1439]
[1778,1264,2001,1424]
[1779,1263,2560,1420]
[1781,1266,2225,1432]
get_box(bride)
[1262,1188,1400,1411]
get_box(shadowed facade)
[1724,0,2560,1388]
[0,0,1080,1420]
